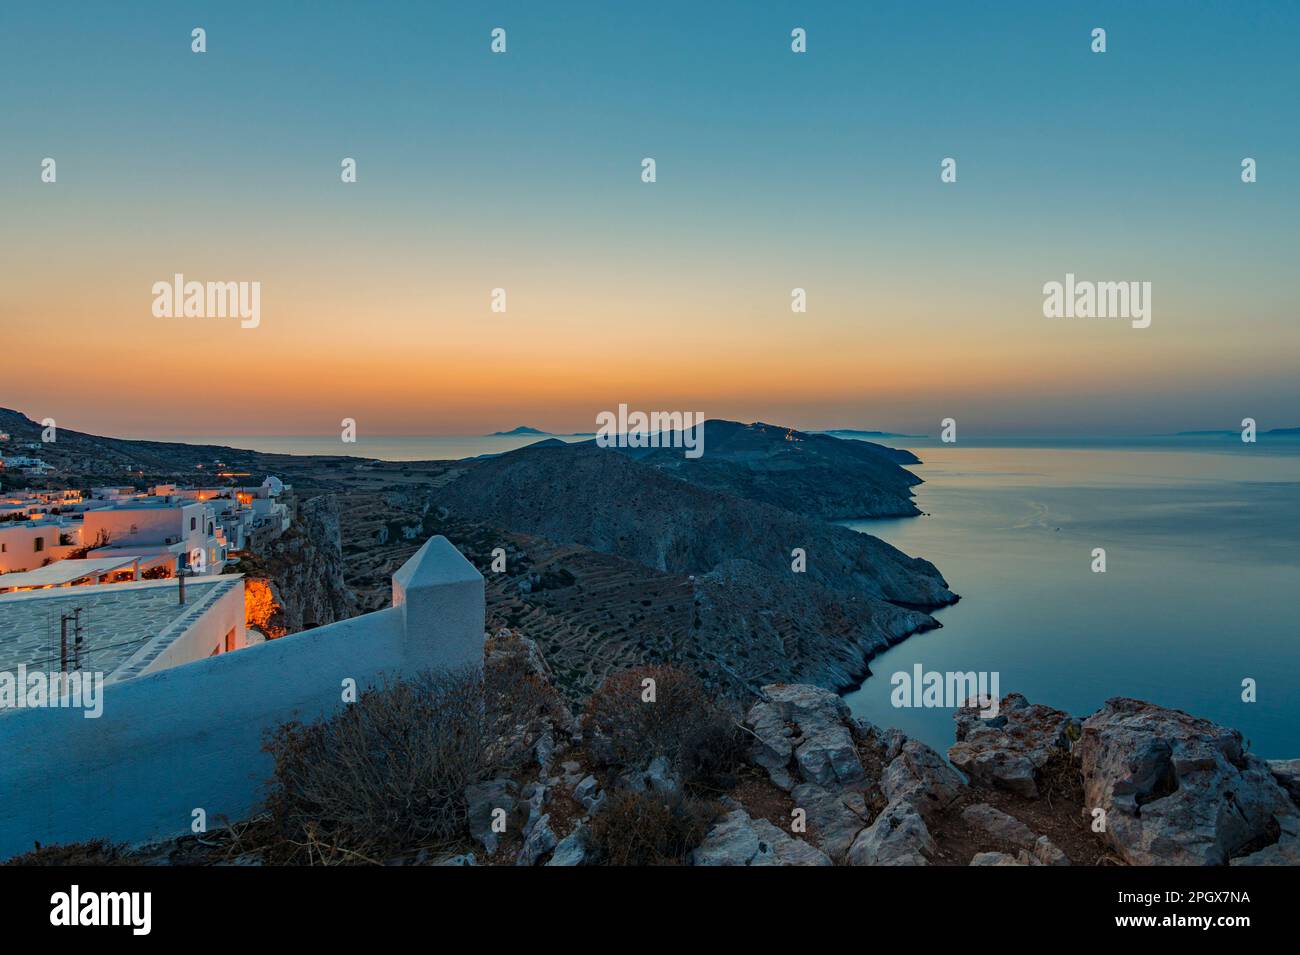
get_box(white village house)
[0,535,484,858]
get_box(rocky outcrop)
[247,495,357,633]
[691,808,832,866]
[949,693,1078,798]
[881,738,965,818]
[516,814,557,866]
[790,784,871,860]
[1078,698,1299,866]
[545,826,589,867]
[745,684,867,791]
[744,683,968,866]
[847,798,934,865]
[1267,759,1300,805]
[465,778,519,856]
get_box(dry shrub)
[582,664,745,788]
[264,666,490,863]
[586,790,718,866]
[263,638,571,864]
[483,629,569,771]
[677,705,749,792]
[4,838,126,866]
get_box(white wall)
[83,505,188,547]
[0,535,484,859]
[134,579,248,676]
[0,522,80,573]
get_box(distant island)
[488,426,548,436]
[1172,427,1300,437]
[819,429,918,439]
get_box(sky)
[1,1,1297,438]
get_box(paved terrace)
[0,577,238,680]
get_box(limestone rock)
[949,693,1077,798]
[749,819,833,866]
[691,809,762,866]
[516,813,557,866]
[464,778,518,855]
[1267,759,1300,805]
[545,826,588,866]
[1033,835,1070,866]
[847,798,934,866]
[881,738,965,817]
[1078,697,1299,865]
[790,783,871,860]
[574,774,605,813]
[745,684,866,791]
[691,808,830,866]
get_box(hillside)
[613,419,924,519]
[438,439,953,608]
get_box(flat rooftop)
[0,576,240,681]
[0,556,148,591]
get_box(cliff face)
[243,495,357,634]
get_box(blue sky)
[1,1,1296,436]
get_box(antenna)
[59,608,85,671]
[72,608,84,671]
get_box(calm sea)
[842,436,1300,760]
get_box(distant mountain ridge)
[488,426,548,436]
[1173,427,1300,436]
[0,407,268,477]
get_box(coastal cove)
[841,437,1300,760]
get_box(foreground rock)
[847,798,934,866]
[691,808,831,866]
[881,738,965,818]
[1267,759,1300,805]
[790,783,871,860]
[949,693,1077,798]
[746,684,867,791]
[1078,698,1299,866]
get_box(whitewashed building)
[0,535,484,858]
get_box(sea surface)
[841,436,1300,760]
